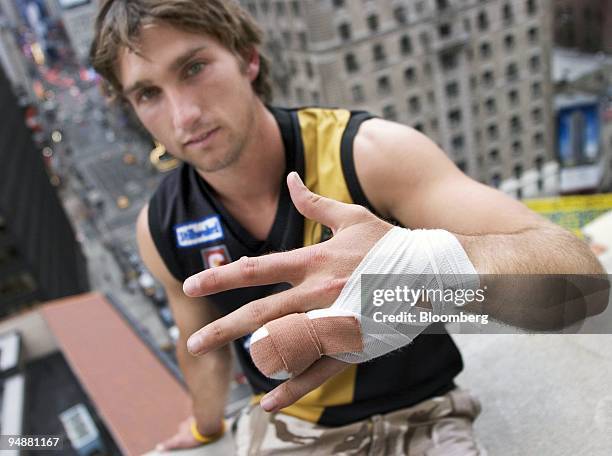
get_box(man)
[90,1,606,454]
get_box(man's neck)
[197,103,285,208]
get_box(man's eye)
[186,62,204,77]
[137,88,159,103]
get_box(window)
[373,44,386,64]
[439,23,452,38]
[482,70,494,87]
[506,63,518,82]
[345,53,359,73]
[504,34,515,50]
[420,32,430,48]
[448,109,462,126]
[404,67,416,84]
[529,55,541,72]
[408,96,421,114]
[532,81,542,98]
[489,148,500,161]
[305,60,314,79]
[427,91,435,103]
[513,164,523,179]
[430,118,439,132]
[440,51,458,70]
[282,30,292,46]
[446,81,459,98]
[291,1,301,16]
[535,155,544,170]
[377,75,392,95]
[512,140,522,155]
[528,27,539,44]
[480,42,491,58]
[533,131,544,147]
[298,31,308,50]
[338,23,351,41]
[311,91,320,104]
[487,124,499,140]
[394,6,407,24]
[383,105,397,120]
[332,0,344,8]
[532,107,542,123]
[485,97,496,114]
[414,122,425,133]
[261,0,269,13]
[352,85,365,103]
[452,135,465,151]
[508,89,519,105]
[490,173,501,188]
[526,0,537,15]
[367,14,379,33]
[456,161,467,172]
[400,35,412,55]
[510,115,522,134]
[502,3,514,24]
[436,0,449,10]
[276,1,285,16]
[478,11,489,31]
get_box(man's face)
[117,22,260,172]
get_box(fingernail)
[183,277,197,296]
[291,172,305,187]
[260,394,277,412]
[187,334,203,355]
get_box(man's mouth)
[184,128,220,148]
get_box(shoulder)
[352,118,459,219]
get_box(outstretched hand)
[183,172,393,412]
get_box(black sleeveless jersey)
[148,106,462,426]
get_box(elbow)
[532,275,610,331]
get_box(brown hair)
[90,0,272,102]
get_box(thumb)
[287,172,364,232]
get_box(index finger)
[183,248,309,297]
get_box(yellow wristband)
[190,420,225,444]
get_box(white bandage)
[250,227,479,379]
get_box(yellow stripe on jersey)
[298,108,354,248]
[275,108,358,423]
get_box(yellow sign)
[524,194,612,237]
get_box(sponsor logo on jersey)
[174,216,224,248]
[201,244,231,269]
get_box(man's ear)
[245,48,260,82]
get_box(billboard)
[557,103,600,167]
[556,101,602,193]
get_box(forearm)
[454,224,609,330]
[177,341,232,434]
[456,223,605,275]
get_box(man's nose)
[169,89,202,133]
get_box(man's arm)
[136,205,231,448]
[353,118,604,275]
[353,119,608,328]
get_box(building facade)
[554,0,612,54]
[0,67,89,317]
[242,0,557,196]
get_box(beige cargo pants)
[232,388,486,455]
